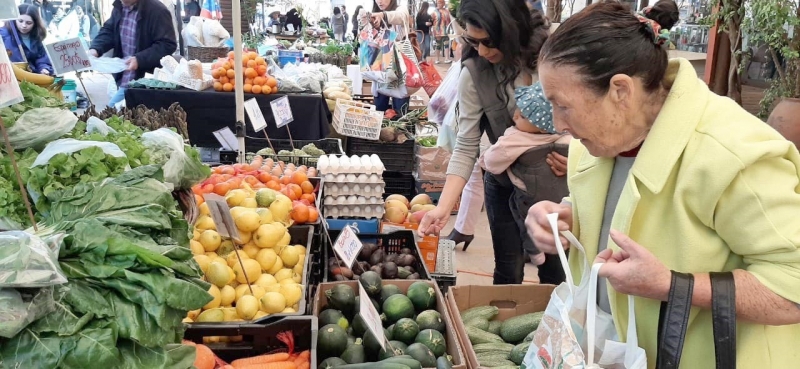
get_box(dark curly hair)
[645,0,680,31]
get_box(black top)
[416,13,431,34]
[184,0,201,21]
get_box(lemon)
[182,317,193,323]
[249,285,266,299]
[187,309,201,320]
[273,268,295,283]
[255,273,278,289]
[220,285,236,306]
[237,230,252,244]
[235,284,251,301]
[294,244,307,256]
[203,285,222,309]
[189,240,205,255]
[199,202,210,216]
[196,308,224,322]
[255,188,277,207]
[280,278,301,286]
[242,242,260,258]
[233,259,262,284]
[206,262,230,288]
[210,256,227,267]
[204,251,218,259]
[192,229,201,241]
[235,211,261,233]
[254,223,282,248]
[226,189,248,207]
[255,248,278,271]
[267,256,284,275]
[269,195,292,224]
[226,250,249,268]
[241,198,258,209]
[254,311,269,319]
[216,240,235,257]
[226,265,236,284]
[230,206,248,219]
[221,307,238,321]
[293,255,305,275]
[281,307,296,313]
[280,283,303,306]
[277,231,291,248]
[279,245,301,267]
[263,284,282,293]
[260,292,286,314]
[193,254,211,273]
[256,208,274,224]
[195,215,216,231]
[236,295,260,320]
[199,230,222,252]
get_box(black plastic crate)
[347,137,415,172]
[322,230,432,282]
[184,316,318,367]
[220,138,345,166]
[382,171,416,200]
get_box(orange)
[213,182,232,196]
[223,83,233,92]
[223,62,232,70]
[261,86,270,95]
[245,68,257,79]
[228,51,235,59]
[201,183,215,194]
[280,175,291,185]
[257,172,272,183]
[245,77,254,85]
[299,180,314,194]
[251,85,262,94]
[291,204,309,223]
[255,57,266,65]
[220,166,235,175]
[287,184,302,200]
[266,180,281,191]
[211,68,221,79]
[219,76,229,85]
[213,81,223,91]
[226,69,235,79]
[257,65,267,76]
[300,193,315,204]
[266,77,278,88]
[246,60,257,68]
[247,51,258,60]
[195,193,205,205]
[243,175,260,186]
[243,84,253,93]
[253,76,265,86]
[290,171,308,185]
[307,207,319,222]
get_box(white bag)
[521,213,647,369]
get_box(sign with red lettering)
[44,38,92,76]
[0,43,23,109]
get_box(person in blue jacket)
[1,3,53,75]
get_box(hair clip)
[636,14,667,46]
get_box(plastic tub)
[62,79,77,111]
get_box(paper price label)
[44,38,92,76]
[271,95,294,128]
[359,282,387,351]
[0,43,23,109]
[332,225,364,267]
[244,98,268,131]
[202,194,241,242]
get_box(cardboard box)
[446,284,556,369]
[380,221,440,273]
[314,280,467,369]
[414,179,461,215]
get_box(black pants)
[484,172,525,284]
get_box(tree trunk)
[725,0,743,105]
[547,0,563,22]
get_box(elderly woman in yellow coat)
[525,3,800,368]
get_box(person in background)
[24,0,56,27]
[430,0,451,63]
[1,4,53,75]
[366,0,411,113]
[285,8,302,32]
[184,0,201,22]
[331,7,345,41]
[89,0,177,108]
[341,5,349,36]
[74,6,90,39]
[351,5,362,40]
[416,2,432,60]
[642,0,680,31]
[267,10,281,29]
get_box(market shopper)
[525,2,800,367]
[365,0,412,113]
[1,4,53,75]
[89,0,177,108]
[416,2,433,60]
[419,0,567,285]
[430,0,451,64]
[331,7,346,42]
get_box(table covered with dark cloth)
[125,88,331,148]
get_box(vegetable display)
[457,305,544,367]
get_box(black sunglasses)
[462,35,497,49]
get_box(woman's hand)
[370,12,384,28]
[547,152,568,177]
[417,205,452,236]
[596,230,672,301]
[525,201,572,254]
[40,69,50,75]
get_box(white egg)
[336,174,346,182]
[374,184,383,193]
[341,184,350,193]
[369,197,379,204]
[350,156,362,171]
[347,195,358,204]
[329,156,340,173]
[336,196,347,204]
[325,173,335,182]
[352,184,361,194]
[346,174,357,182]
[358,174,368,182]
[357,196,366,204]
[339,156,350,171]
[369,174,380,183]
[374,205,383,214]
[318,155,329,173]
[352,206,362,216]
[363,185,372,194]
[324,196,335,205]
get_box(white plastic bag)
[86,116,118,136]
[89,56,128,74]
[6,108,78,150]
[142,128,208,189]
[436,100,458,152]
[428,60,461,124]
[521,214,647,369]
[32,138,127,167]
[0,231,67,288]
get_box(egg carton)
[318,154,385,175]
[323,204,386,219]
[323,195,385,206]
[323,183,386,197]
[323,173,384,183]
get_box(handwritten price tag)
[332,225,364,267]
[0,43,23,109]
[244,98,268,131]
[270,95,294,128]
[44,38,92,76]
[359,282,387,351]
[202,193,241,242]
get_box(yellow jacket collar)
[576,58,709,194]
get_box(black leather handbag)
[656,272,737,369]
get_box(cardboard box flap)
[451,284,555,321]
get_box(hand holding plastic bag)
[142,128,210,189]
[0,231,67,288]
[88,56,129,74]
[6,108,78,150]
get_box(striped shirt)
[119,5,138,87]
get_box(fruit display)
[191,155,320,225]
[316,281,455,369]
[323,80,353,112]
[184,331,311,369]
[328,242,424,281]
[211,51,279,94]
[382,194,436,225]
[457,305,543,367]
[318,154,387,219]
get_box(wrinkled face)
[16,15,34,34]
[375,0,391,11]
[538,62,639,157]
[464,24,503,64]
[437,0,445,8]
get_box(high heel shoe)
[447,229,475,251]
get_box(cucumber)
[476,351,511,362]
[466,326,504,344]
[406,281,437,312]
[510,341,532,365]
[472,342,513,356]
[416,310,446,333]
[460,306,499,322]
[500,311,544,343]
[414,329,447,357]
[318,324,349,359]
[392,318,420,345]
[335,363,412,369]
[341,338,366,364]
[383,294,415,324]
[464,318,490,331]
[380,355,422,369]
[319,357,347,369]
[523,329,536,343]
[478,359,517,367]
[405,343,437,368]
[436,356,453,369]
[487,320,503,336]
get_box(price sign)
[213,127,239,151]
[0,0,19,20]
[359,282,387,351]
[0,43,22,109]
[270,95,294,128]
[202,193,241,242]
[44,38,92,76]
[244,98,268,131]
[332,225,363,268]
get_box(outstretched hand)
[596,230,671,301]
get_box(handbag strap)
[710,272,736,369]
[656,271,694,369]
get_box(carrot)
[293,350,310,366]
[231,353,290,368]
[239,362,296,369]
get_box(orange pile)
[211,51,279,94]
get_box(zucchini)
[464,318,490,331]
[487,320,503,336]
[478,359,517,367]
[523,329,536,343]
[460,306,499,322]
[500,311,545,343]
[472,342,513,355]
[476,351,511,362]
[510,341,532,365]
[488,366,521,369]
[335,363,412,369]
[466,326,504,344]
[380,355,422,369]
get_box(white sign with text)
[45,38,92,76]
[332,225,364,268]
[0,43,23,109]
[244,98,268,131]
[359,282,387,351]
[202,193,241,242]
[271,95,294,128]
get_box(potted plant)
[742,0,800,120]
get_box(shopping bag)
[394,19,424,89]
[359,22,399,83]
[521,213,648,369]
[428,60,460,124]
[421,61,443,97]
[377,47,409,99]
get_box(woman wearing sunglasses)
[419,0,568,285]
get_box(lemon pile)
[185,188,307,323]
